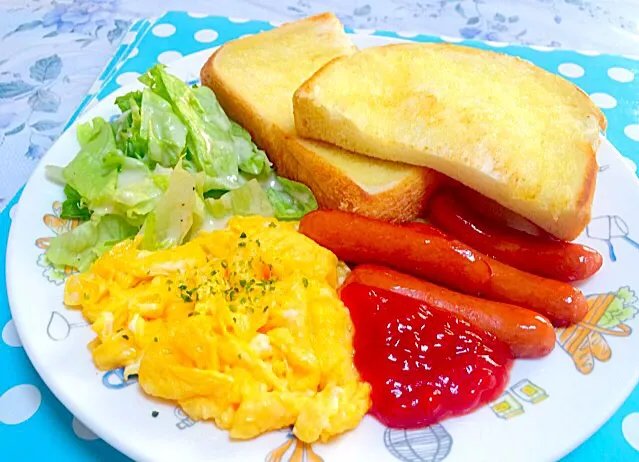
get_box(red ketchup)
[341,283,514,428]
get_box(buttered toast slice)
[200,14,439,222]
[293,43,606,240]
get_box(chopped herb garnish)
[229,305,237,313]
[268,223,277,228]
[240,280,247,288]
[122,334,129,340]
[152,411,159,418]
[303,278,309,288]
[238,242,246,248]
[211,270,218,276]
[154,337,158,342]
[240,232,247,239]
[221,260,228,269]
[178,284,187,290]
[255,239,261,247]
[181,293,193,302]
[263,306,269,313]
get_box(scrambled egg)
[64,216,371,442]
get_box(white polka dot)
[152,23,176,38]
[2,319,21,347]
[73,416,99,440]
[486,41,509,47]
[9,203,18,220]
[625,124,639,142]
[115,72,141,86]
[121,31,137,45]
[622,156,637,173]
[530,45,554,52]
[129,47,139,58]
[576,49,600,56]
[228,17,250,23]
[0,385,41,425]
[194,29,219,43]
[608,67,635,83]
[397,31,418,38]
[354,28,376,35]
[440,35,463,43]
[590,92,617,109]
[623,412,639,450]
[188,12,208,18]
[157,50,183,65]
[558,63,585,78]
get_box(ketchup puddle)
[341,283,513,428]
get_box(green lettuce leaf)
[140,165,201,251]
[206,179,275,222]
[140,88,187,168]
[266,176,318,220]
[62,118,119,207]
[112,91,146,160]
[60,185,91,221]
[190,86,269,176]
[230,120,270,176]
[46,214,138,272]
[94,155,168,225]
[140,65,241,190]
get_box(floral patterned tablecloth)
[1,0,638,210]
[1,1,639,461]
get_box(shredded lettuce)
[140,66,242,189]
[207,179,275,221]
[60,185,91,221]
[140,88,187,168]
[140,166,201,251]
[112,91,145,160]
[46,64,317,271]
[46,215,138,272]
[265,176,318,220]
[62,118,119,206]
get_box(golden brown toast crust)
[200,16,440,222]
[293,43,606,240]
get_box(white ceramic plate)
[7,35,639,462]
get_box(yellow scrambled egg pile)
[64,216,371,442]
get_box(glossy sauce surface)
[341,283,514,428]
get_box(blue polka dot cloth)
[2,11,639,461]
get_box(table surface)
[0,0,638,209]
[1,1,639,461]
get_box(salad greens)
[46,64,317,271]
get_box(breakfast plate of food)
[6,12,639,462]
